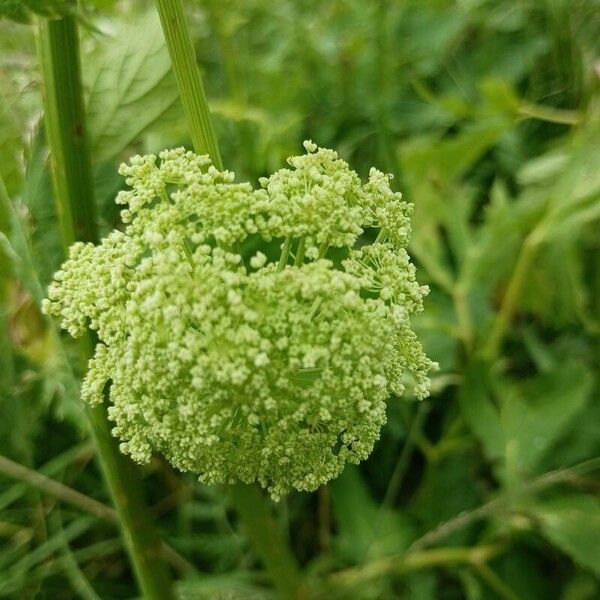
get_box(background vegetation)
[1,0,599,598]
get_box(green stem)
[155,0,222,169]
[482,232,539,361]
[329,544,504,588]
[0,180,17,460]
[278,235,293,271]
[373,0,399,181]
[475,563,521,600]
[517,102,580,126]
[374,228,387,243]
[380,402,430,510]
[318,240,329,259]
[294,235,306,266]
[230,485,308,599]
[37,13,175,600]
[407,456,600,552]
[155,0,304,595]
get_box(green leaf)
[458,361,504,463]
[538,125,600,243]
[413,451,481,546]
[84,10,184,163]
[176,572,273,600]
[517,152,569,187]
[330,466,416,562]
[0,92,24,196]
[532,494,600,575]
[500,360,593,483]
[399,118,511,183]
[0,0,83,24]
[479,78,520,114]
[0,231,20,272]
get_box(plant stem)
[0,179,18,462]
[407,456,600,552]
[155,0,223,169]
[482,232,539,361]
[380,402,430,510]
[155,1,305,595]
[475,563,521,600]
[517,102,581,125]
[36,13,175,600]
[0,453,116,522]
[329,544,504,588]
[373,0,399,181]
[278,235,293,270]
[294,235,306,266]
[0,452,194,575]
[230,485,308,599]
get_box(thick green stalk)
[155,0,222,168]
[231,485,308,599]
[0,179,18,460]
[155,1,305,596]
[36,14,175,600]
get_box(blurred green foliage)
[0,0,599,598]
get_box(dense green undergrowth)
[1,0,599,598]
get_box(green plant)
[42,141,435,500]
[35,7,175,599]
[1,0,599,598]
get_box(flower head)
[43,142,436,499]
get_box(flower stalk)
[154,0,306,596]
[156,0,304,598]
[36,12,175,600]
[155,0,223,169]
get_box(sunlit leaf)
[532,494,600,575]
[500,360,593,484]
[84,10,184,163]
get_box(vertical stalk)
[482,232,539,361]
[37,13,175,600]
[0,178,18,460]
[278,235,293,271]
[155,0,222,169]
[231,485,307,599]
[373,0,399,181]
[155,0,305,596]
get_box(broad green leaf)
[561,572,600,600]
[20,128,61,289]
[500,360,593,483]
[330,466,415,562]
[0,232,19,272]
[517,152,569,187]
[399,118,511,183]
[458,361,504,462]
[413,451,481,546]
[0,92,24,196]
[404,572,437,600]
[0,0,101,29]
[532,494,600,575]
[520,236,591,327]
[538,125,600,243]
[493,547,557,600]
[0,0,75,24]
[84,10,184,163]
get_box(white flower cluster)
[43,142,436,499]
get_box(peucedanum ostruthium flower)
[43,141,437,500]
